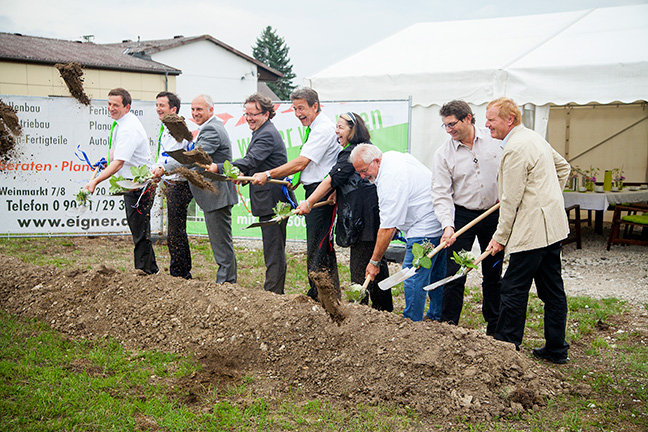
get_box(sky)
[1,0,646,84]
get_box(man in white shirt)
[350,144,446,322]
[85,87,158,275]
[431,100,503,335]
[151,91,193,279]
[252,88,341,300]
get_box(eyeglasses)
[441,119,462,129]
[357,160,375,175]
[244,111,263,118]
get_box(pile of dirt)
[162,113,193,142]
[184,146,212,165]
[55,62,91,106]
[0,98,22,157]
[0,253,578,423]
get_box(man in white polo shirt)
[251,87,341,300]
[85,87,158,275]
[350,144,446,322]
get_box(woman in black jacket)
[296,112,392,311]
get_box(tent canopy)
[308,5,648,107]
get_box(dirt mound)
[0,253,573,422]
[55,62,91,106]
[162,113,193,142]
[0,98,22,157]
[168,167,216,192]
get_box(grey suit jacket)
[217,120,293,217]
[190,117,238,212]
[493,125,571,253]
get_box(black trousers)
[124,187,158,274]
[441,205,502,334]
[166,181,193,279]
[260,213,288,294]
[494,241,570,358]
[350,240,393,311]
[304,183,339,300]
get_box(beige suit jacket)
[493,125,571,254]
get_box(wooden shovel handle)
[426,202,501,259]
[237,176,291,186]
[461,249,493,276]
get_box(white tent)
[307,5,648,174]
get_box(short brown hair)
[440,100,475,125]
[290,87,320,112]
[245,92,276,119]
[487,97,521,127]
[108,88,132,107]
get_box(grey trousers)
[203,205,237,283]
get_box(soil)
[168,167,216,193]
[162,113,193,142]
[184,147,213,165]
[55,62,91,106]
[0,226,646,429]
[0,98,22,157]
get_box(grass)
[0,236,647,430]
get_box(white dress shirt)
[375,151,442,238]
[431,126,501,229]
[299,113,341,185]
[153,124,191,182]
[111,112,151,179]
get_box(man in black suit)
[209,93,294,294]
[190,94,238,283]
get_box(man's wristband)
[369,259,380,268]
[305,200,311,211]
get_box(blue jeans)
[402,236,446,322]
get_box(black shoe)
[533,347,569,364]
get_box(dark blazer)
[190,117,238,212]
[218,120,293,217]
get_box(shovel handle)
[362,275,372,290]
[237,176,291,186]
[462,249,493,276]
[426,202,500,259]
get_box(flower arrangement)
[581,166,599,191]
[612,167,625,189]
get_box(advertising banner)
[0,95,409,239]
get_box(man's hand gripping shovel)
[377,202,500,291]
[244,200,335,229]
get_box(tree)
[252,26,296,100]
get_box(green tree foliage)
[252,26,297,100]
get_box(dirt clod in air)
[170,167,216,193]
[310,270,346,324]
[184,147,213,165]
[55,62,91,106]
[162,113,193,142]
[0,99,21,158]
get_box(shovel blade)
[244,216,286,229]
[423,272,465,291]
[116,180,146,190]
[378,266,417,290]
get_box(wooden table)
[563,189,648,234]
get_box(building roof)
[0,32,181,75]
[107,35,282,82]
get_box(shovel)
[166,148,212,166]
[378,202,500,291]
[423,249,492,291]
[200,170,290,186]
[116,179,148,190]
[244,199,335,229]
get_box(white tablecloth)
[563,190,648,211]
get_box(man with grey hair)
[190,94,238,283]
[251,87,341,300]
[350,144,446,322]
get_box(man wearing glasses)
[208,93,294,294]
[350,144,446,322]
[251,88,340,301]
[190,94,238,283]
[431,100,503,335]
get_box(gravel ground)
[236,223,648,304]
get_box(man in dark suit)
[190,94,238,283]
[209,93,294,294]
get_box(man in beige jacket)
[486,97,571,364]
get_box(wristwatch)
[265,171,272,181]
[369,259,380,268]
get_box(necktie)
[291,126,310,186]
[108,120,117,161]
[156,124,164,163]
